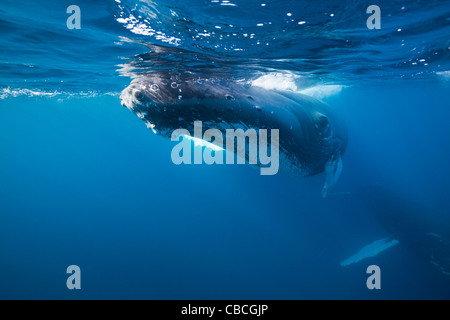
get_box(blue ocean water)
[0,0,450,299]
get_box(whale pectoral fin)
[340,238,400,267]
[321,154,343,198]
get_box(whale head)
[120,71,348,195]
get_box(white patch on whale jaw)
[182,134,225,152]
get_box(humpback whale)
[120,71,348,196]
[340,187,450,277]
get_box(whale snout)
[120,84,153,111]
[121,76,181,112]
[134,89,145,101]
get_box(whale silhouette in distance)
[339,186,450,277]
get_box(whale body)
[120,72,348,196]
[339,186,450,277]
